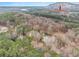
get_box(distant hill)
[48,2,79,12]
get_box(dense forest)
[0,11,79,57]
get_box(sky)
[0,2,54,6]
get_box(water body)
[0,6,44,12]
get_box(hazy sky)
[0,2,54,6]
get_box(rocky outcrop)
[27,30,42,41]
